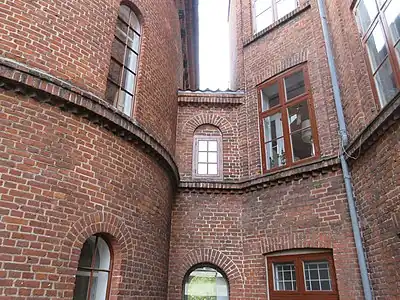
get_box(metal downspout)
[316,0,373,299]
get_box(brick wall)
[0,90,174,299]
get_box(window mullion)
[279,80,293,167]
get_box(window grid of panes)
[105,5,141,116]
[274,263,297,291]
[354,0,400,107]
[303,261,332,291]
[197,140,219,175]
[253,0,298,34]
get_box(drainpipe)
[316,0,373,299]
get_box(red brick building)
[0,0,398,299]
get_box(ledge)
[178,89,244,105]
[0,57,180,188]
[244,2,311,47]
[346,92,400,158]
[179,156,340,193]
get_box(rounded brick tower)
[0,0,182,298]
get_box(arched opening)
[183,265,229,300]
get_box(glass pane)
[117,90,133,116]
[261,82,279,111]
[108,59,122,83]
[129,12,141,33]
[255,8,273,33]
[122,69,136,94]
[198,141,208,151]
[111,38,126,64]
[197,163,207,175]
[198,152,208,163]
[355,0,378,35]
[78,236,96,268]
[89,271,109,300]
[277,0,297,20]
[285,70,305,101]
[366,22,388,72]
[274,263,296,291]
[94,237,111,270]
[254,0,271,16]
[265,138,286,169]
[290,128,315,162]
[304,261,332,291]
[125,49,138,72]
[119,5,130,24]
[208,141,218,151]
[208,152,218,163]
[396,43,400,61]
[128,30,141,53]
[73,271,90,300]
[385,0,400,45]
[374,58,398,106]
[208,164,218,175]
[105,80,118,105]
[184,267,228,298]
[116,18,128,42]
[263,113,283,142]
[287,100,310,133]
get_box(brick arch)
[261,232,333,254]
[182,114,234,137]
[176,248,244,286]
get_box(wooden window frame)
[258,64,320,174]
[192,135,223,180]
[74,234,114,300]
[105,5,141,116]
[252,0,299,34]
[354,0,400,107]
[267,252,339,300]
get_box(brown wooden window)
[267,252,339,300]
[252,0,298,34]
[354,0,400,107]
[105,5,141,116]
[258,65,319,173]
[72,235,113,300]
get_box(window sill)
[244,2,311,47]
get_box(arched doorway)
[183,265,229,300]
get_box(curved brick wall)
[0,90,174,299]
[0,0,182,154]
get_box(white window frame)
[192,135,223,180]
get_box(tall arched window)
[183,266,229,300]
[105,5,141,116]
[72,235,113,300]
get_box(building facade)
[0,0,398,299]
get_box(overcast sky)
[198,0,230,90]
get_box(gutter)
[316,0,373,299]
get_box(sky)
[198,0,230,90]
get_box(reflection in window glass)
[374,58,398,106]
[263,113,283,141]
[355,0,378,35]
[384,0,400,46]
[284,71,305,101]
[366,22,388,72]
[261,82,280,111]
[184,266,229,300]
[304,261,332,291]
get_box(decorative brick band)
[182,113,235,137]
[0,57,180,187]
[178,90,244,105]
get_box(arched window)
[183,266,229,300]
[105,5,141,116]
[72,235,113,300]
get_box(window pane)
[304,261,332,291]
[94,237,111,270]
[290,127,315,161]
[355,0,378,35]
[374,58,398,106]
[208,163,218,175]
[129,11,141,33]
[274,263,296,291]
[263,113,283,142]
[111,38,126,64]
[122,69,136,94]
[197,163,207,174]
[184,267,229,299]
[254,0,272,16]
[117,90,133,116]
[198,152,208,163]
[119,5,130,24]
[78,236,96,268]
[208,140,218,151]
[128,30,141,53]
[284,70,305,101]
[125,49,138,72]
[277,0,297,20]
[366,22,389,72]
[105,80,118,105]
[256,8,273,32]
[261,82,279,111]
[198,141,208,151]
[208,152,218,163]
[265,137,286,169]
[73,271,90,300]
[396,43,400,61]
[116,18,128,41]
[89,271,109,300]
[384,0,400,45]
[287,101,310,133]
[108,59,122,83]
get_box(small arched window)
[105,5,141,116]
[72,235,112,300]
[183,266,229,300]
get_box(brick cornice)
[0,57,180,188]
[178,90,244,105]
[179,156,340,193]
